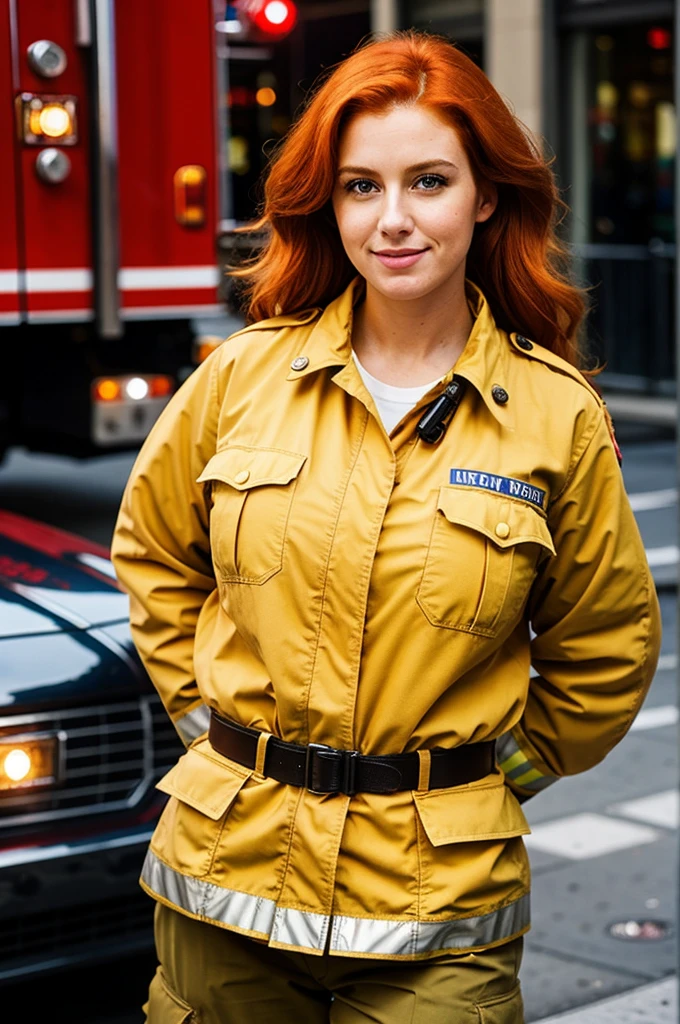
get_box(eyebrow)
[337,159,458,176]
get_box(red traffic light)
[647,27,671,50]
[250,0,297,37]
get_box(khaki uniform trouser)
[145,903,525,1024]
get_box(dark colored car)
[0,510,182,982]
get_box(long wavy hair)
[234,31,586,364]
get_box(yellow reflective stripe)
[513,767,544,786]
[497,730,558,792]
[499,749,526,774]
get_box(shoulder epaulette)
[234,308,321,337]
[509,332,602,405]
[509,332,622,464]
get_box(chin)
[368,275,441,302]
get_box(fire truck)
[0,0,298,461]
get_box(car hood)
[0,510,129,638]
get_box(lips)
[372,248,428,269]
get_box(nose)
[377,188,415,239]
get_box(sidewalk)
[534,977,677,1023]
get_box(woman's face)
[332,104,496,304]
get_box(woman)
[112,31,661,1024]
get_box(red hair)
[235,32,586,364]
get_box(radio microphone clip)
[416,377,466,444]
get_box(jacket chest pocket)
[197,446,306,584]
[417,487,555,637]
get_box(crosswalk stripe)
[610,790,678,830]
[645,545,678,567]
[629,488,677,512]
[524,812,659,860]
[631,704,678,730]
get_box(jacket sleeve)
[111,346,226,746]
[498,402,661,801]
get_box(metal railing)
[572,241,676,390]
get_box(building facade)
[220,0,675,390]
[401,0,676,391]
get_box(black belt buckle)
[305,743,359,796]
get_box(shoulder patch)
[602,403,623,465]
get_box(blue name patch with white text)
[449,469,546,510]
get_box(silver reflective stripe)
[175,703,211,745]
[141,849,529,956]
[331,894,530,956]
[142,848,276,936]
[271,907,329,952]
[497,731,558,793]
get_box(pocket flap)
[437,487,555,555]
[414,774,530,846]
[145,967,195,1023]
[156,739,252,820]
[197,446,307,490]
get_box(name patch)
[449,469,546,510]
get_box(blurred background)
[0,2,677,1022]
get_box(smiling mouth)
[371,248,429,268]
[373,248,428,257]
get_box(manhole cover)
[608,919,671,941]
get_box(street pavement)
[0,428,676,1022]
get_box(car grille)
[0,887,154,980]
[0,696,183,827]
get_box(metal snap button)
[290,356,309,371]
[495,522,510,539]
[234,470,250,484]
[491,385,509,405]
[516,335,533,351]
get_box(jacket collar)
[284,280,359,381]
[285,277,513,428]
[446,282,513,428]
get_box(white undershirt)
[352,351,442,435]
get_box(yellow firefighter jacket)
[112,278,661,960]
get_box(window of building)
[560,15,675,385]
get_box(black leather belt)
[209,711,495,796]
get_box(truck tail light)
[174,165,207,226]
[194,335,224,364]
[149,376,173,398]
[0,734,62,792]
[93,375,174,403]
[94,379,122,402]
[17,93,78,145]
[250,0,298,36]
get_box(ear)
[475,184,497,224]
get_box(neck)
[352,275,474,387]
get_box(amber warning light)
[174,165,207,226]
[17,93,78,145]
[0,734,60,792]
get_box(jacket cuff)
[174,703,211,746]
[497,729,559,797]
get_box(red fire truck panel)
[117,0,220,318]
[3,0,220,327]
[13,0,93,321]
[0,3,23,326]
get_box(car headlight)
[0,733,63,792]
